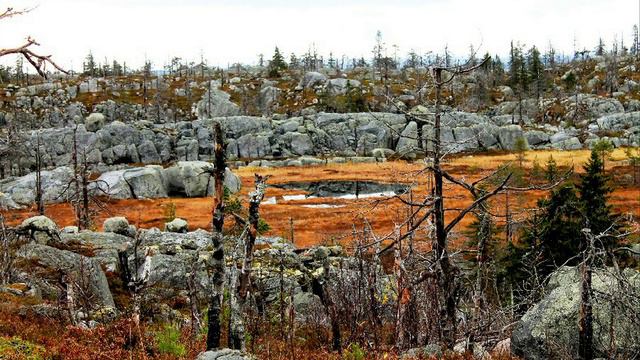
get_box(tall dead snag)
[34,132,44,215]
[206,121,227,350]
[229,174,268,350]
[578,228,595,360]
[0,7,67,78]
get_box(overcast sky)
[1,0,637,71]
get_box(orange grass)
[4,150,639,249]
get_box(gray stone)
[164,161,240,197]
[196,87,241,119]
[259,86,280,113]
[372,147,395,159]
[196,349,252,360]
[293,292,326,323]
[85,113,106,132]
[326,78,361,95]
[497,125,527,150]
[137,140,160,164]
[512,266,640,359]
[122,166,168,199]
[551,137,582,150]
[103,217,130,236]
[0,167,73,206]
[395,121,420,159]
[165,218,188,233]
[525,130,550,146]
[60,231,131,272]
[401,344,443,359]
[18,216,60,245]
[17,243,115,308]
[299,72,327,89]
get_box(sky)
[0,0,638,72]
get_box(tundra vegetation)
[0,6,640,360]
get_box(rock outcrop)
[512,266,640,359]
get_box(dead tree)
[58,126,109,229]
[0,7,67,78]
[229,174,269,350]
[206,121,227,350]
[371,54,571,349]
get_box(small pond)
[269,180,410,200]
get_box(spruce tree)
[268,46,287,77]
[83,51,96,76]
[525,185,584,273]
[527,46,544,100]
[577,149,617,241]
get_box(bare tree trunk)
[433,68,457,346]
[206,121,226,350]
[578,230,595,360]
[473,207,491,313]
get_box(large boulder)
[258,86,280,114]
[0,192,19,210]
[85,112,106,132]
[17,216,60,245]
[17,243,115,308]
[125,166,168,198]
[139,228,211,250]
[164,161,241,197]
[103,217,131,236]
[395,121,420,158]
[497,125,527,150]
[196,87,241,119]
[326,78,361,95]
[60,231,131,272]
[570,94,624,119]
[137,140,161,164]
[0,167,73,207]
[164,218,188,233]
[512,266,640,359]
[596,111,640,131]
[298,72,327,89]
[196,349,252,360]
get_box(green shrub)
[156,324,186,357]
[343,343,366,360]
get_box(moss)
[0,336,46,360]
